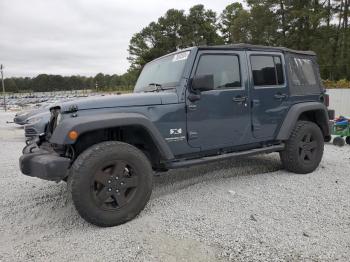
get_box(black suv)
[20,44,331,227]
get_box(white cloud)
[0,0,242,77]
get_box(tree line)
[4,0,350,93]
[4,71,138,93]
[129,0,350,81]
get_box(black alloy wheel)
[280,121,324,174]
[298,133,318,164]
[70,141,153,227]
[91,160,139,210]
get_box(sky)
[0,0,243,78]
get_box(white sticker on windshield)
[172,51,190,62]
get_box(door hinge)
[187,104,197,111]
[188,131,198,139]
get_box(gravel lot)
[0,111,349,261]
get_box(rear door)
[248,52,290,139]
[186,50,251,150]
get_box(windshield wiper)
[144,83,175,92]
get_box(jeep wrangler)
[19,44,331,227]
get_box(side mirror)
[191,74,214,92]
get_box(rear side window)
[195,54,241,89]
[251,55,284,86]
[289,58,317,86]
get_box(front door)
[248,52,290,139]
[186,50,251,151]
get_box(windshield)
[134,51,190,93]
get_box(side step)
[165,144,285,169]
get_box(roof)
[198,43,316,56]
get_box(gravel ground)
[0,111,349,261]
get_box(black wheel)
[346,136,350,145]
[70,141,153,227]
[333,136,345,147]
[280,121,324,174]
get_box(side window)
[251,55,284,87]
[289,58,317,86]
[195,54,241,89]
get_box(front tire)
[280,121,324,174]
[70,141,153,227]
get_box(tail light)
[324,93,329,107]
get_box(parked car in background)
[14,104,51,125]
[13,110,32,125]
[24,111,50,140]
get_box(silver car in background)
[24,111,50,139]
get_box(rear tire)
[280,121,324,174]
[70,141,153,227]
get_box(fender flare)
[276,102,330,140]
[49,113,174,160]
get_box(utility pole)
[0,64,6,112]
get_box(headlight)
[26,116,42,125]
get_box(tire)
[333,136,345,147]
[70,141,153,227]
[280,121,324,174]
[346,136,350,145]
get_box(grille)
[25,127,38,137]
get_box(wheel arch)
[49,113,174,165]
[276,102,330,141]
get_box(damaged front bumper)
[19,142,71,182]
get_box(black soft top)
[198,43,316,56]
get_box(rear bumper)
[19,145,70,181]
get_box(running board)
[165,144,285,169]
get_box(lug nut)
[108,188,112,192]
[108,180,111,184]
[116,189,119,193]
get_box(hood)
[55,92,179,113]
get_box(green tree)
[182,5,223,46]
[128,5,222,70]
[219,3,250,43]
[4,78,17,92]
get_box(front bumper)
[19,144,71,181]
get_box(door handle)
[233,96,247,103]
[274,93,287,100]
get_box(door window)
[251,55,284,87]
[195,54,241,89]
